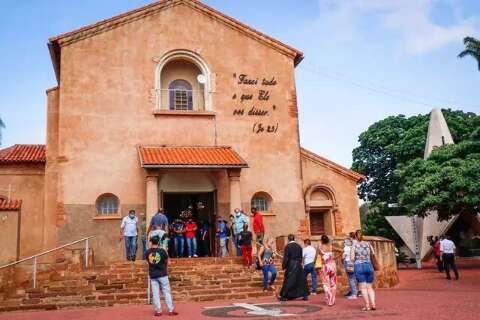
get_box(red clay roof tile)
[0,199,22,211]
[139,146,247,168]
[0,144,46,164]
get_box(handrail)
[0,236,95,288]
[0,236,95,269]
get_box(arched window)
[96,193,119,215]
[251,192,272,212]
[169,79,193,110]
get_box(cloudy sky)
[0,0,479,167]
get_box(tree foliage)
[352,109,480,240]
[458,36,480,70]
[398,132,480,221]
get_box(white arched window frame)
[251,192,272,212]
[154,50,212,111]
[96,193,120,215]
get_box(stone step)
[0,258,288,313]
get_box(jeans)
[186,237,197,257]
[442,253,459,279]
[345,262,358,296]
[233,235,241,256]
[219,237,228,257]
[124,236,137,260]
[261,264,277,289]
[303,262,318,293]
[151,276,174,313]
[354,262,374,284]
[142,237,147,260]
[174,236,184,257]
[200,238,210,256]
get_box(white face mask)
[129,214,135,219]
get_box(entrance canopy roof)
[0,199,22,211]
[138,145,248,169]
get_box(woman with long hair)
[258,237,277,292]
[318,235,337,306]
[351,229,376,311]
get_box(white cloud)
[315,0,476,54]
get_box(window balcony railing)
[155,89,206,111]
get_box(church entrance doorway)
[162,192,216,257]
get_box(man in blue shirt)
[148,208,169,233]
[232,208,249,256]
[216,218,228,257]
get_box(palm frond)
[0,117,5,129]
[458,49,477,58]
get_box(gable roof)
[300,147,366,183]
[138,145,248,169]
[0,144,46,165]
[48,0,303,82]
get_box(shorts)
[256,233,264,244]
[354,262,374,284]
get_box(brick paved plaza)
[1,263,478,320]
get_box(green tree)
[352,109,479,241]
[458,36,480,70]
[398,131,480,221]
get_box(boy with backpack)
[238,224,253,267]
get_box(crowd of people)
[120,208,380,316]
[276,230,377,311]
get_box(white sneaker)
[311,292,317,295]
[347,295,357,300]
[193,254,198,258]
[188,256,192,258]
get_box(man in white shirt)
[440,236,459,280]
[120,210,139,261]
[302,239,318,295]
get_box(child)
[146,235,178,317]
[238,224,253,267]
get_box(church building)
[0,0,364,263]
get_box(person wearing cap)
[232,208,249,257]
[216,217,229,257]
[120,209,139,261]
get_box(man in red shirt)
[252,207,265,245]
[433,236,444,272]
[185,218,198,258]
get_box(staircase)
[0,257,284,312]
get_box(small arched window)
[96,193,119,215]
[251,192,272,212]
[169,79,193,110]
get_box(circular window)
[96,193,119,215]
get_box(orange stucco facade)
[0,0,364,263]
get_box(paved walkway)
[1,266,479,320]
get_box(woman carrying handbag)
[350,230,378,311]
